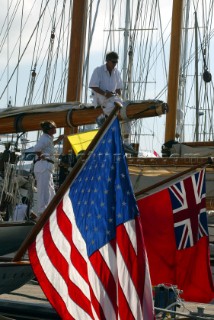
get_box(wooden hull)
[0,221,35,255]
[0,100,168,134]
[0,258,33,294]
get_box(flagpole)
[135,157,213,198]
[13,103,121,262]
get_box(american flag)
[28,117,154,319]
[169,169,208,250]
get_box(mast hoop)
[66,109,76,128]
[14,114,26,133]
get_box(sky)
[1,0,213,155]
[0,0,173,155]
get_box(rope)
[49,0,67,102]
[14,0,25,107]
[0,0,51,101]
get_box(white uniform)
[13,204,27,221]
[89,64,123,115]
[33,134,55,216]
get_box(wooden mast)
[63,0,88,153]
[165,0,184,143]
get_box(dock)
[0,279,213,319]
[0,219,213,319]
[0,280,60,319]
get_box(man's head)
[106,51,119,70]
[40,120,57,134]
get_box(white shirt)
[34,133,55,161]
[89,64,123,93]
[13,204,27,221]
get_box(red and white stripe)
[29,190,154,319]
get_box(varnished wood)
[165,0,184,143]
[64,0,88,153]
[0,101,168,134]
[127,157,214,167]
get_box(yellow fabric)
[67,130,98,155]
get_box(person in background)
[33,120,64,216]
[58,151,77,187]
[13,196,28,221]
[89,51,136,155]
[13,196,37,221]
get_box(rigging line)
[133,0,170,101]
[42,26,56,103]
[82,0,101,88]
[56,1,72,103]
[7,0,39,106]
[134,0,156,99]
[32,1,71,104]
[202,84,214,139]
[0,0,51,101]
[0,0,22,54]
[52,3,72,104]
[199,88,208,140]
[53,60,69,102]
[182,28,214,70]
[0,0,13,38]
[103,0,118,56]
[157,0,168,82]
[49,0,67,102]
[0,0,40,85]
[58,0,70,101]
[27,0,46,78]
[14,0,25,107]
[35,0,59,103]
[83,0,100,101]
[82,0,92,103]
[193,0,213,71]
[141,1,158,99]
[7,0,9,106]
[202,0,214,69]
[32,0,68,80]
[23,18,42,106]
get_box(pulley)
[203,69,212,83]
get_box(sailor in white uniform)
[33,120,64,216]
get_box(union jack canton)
[168,169,208,250]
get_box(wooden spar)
[63,0,88,153]
[13,104,121,261]
[0,100,168,134]
[165,0,184,143]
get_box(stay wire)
[49,0,67,102]
[14,0,25,106]
[0,0,50,101]
[32,1,71,104]
[0,0,22,54]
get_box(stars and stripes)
[169,169,208,250]
[28,117,154,320]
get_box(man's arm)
[90,87,119,99]
[90,86,107,97]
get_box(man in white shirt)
[89,51,136,155]
[89,51,123,118]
